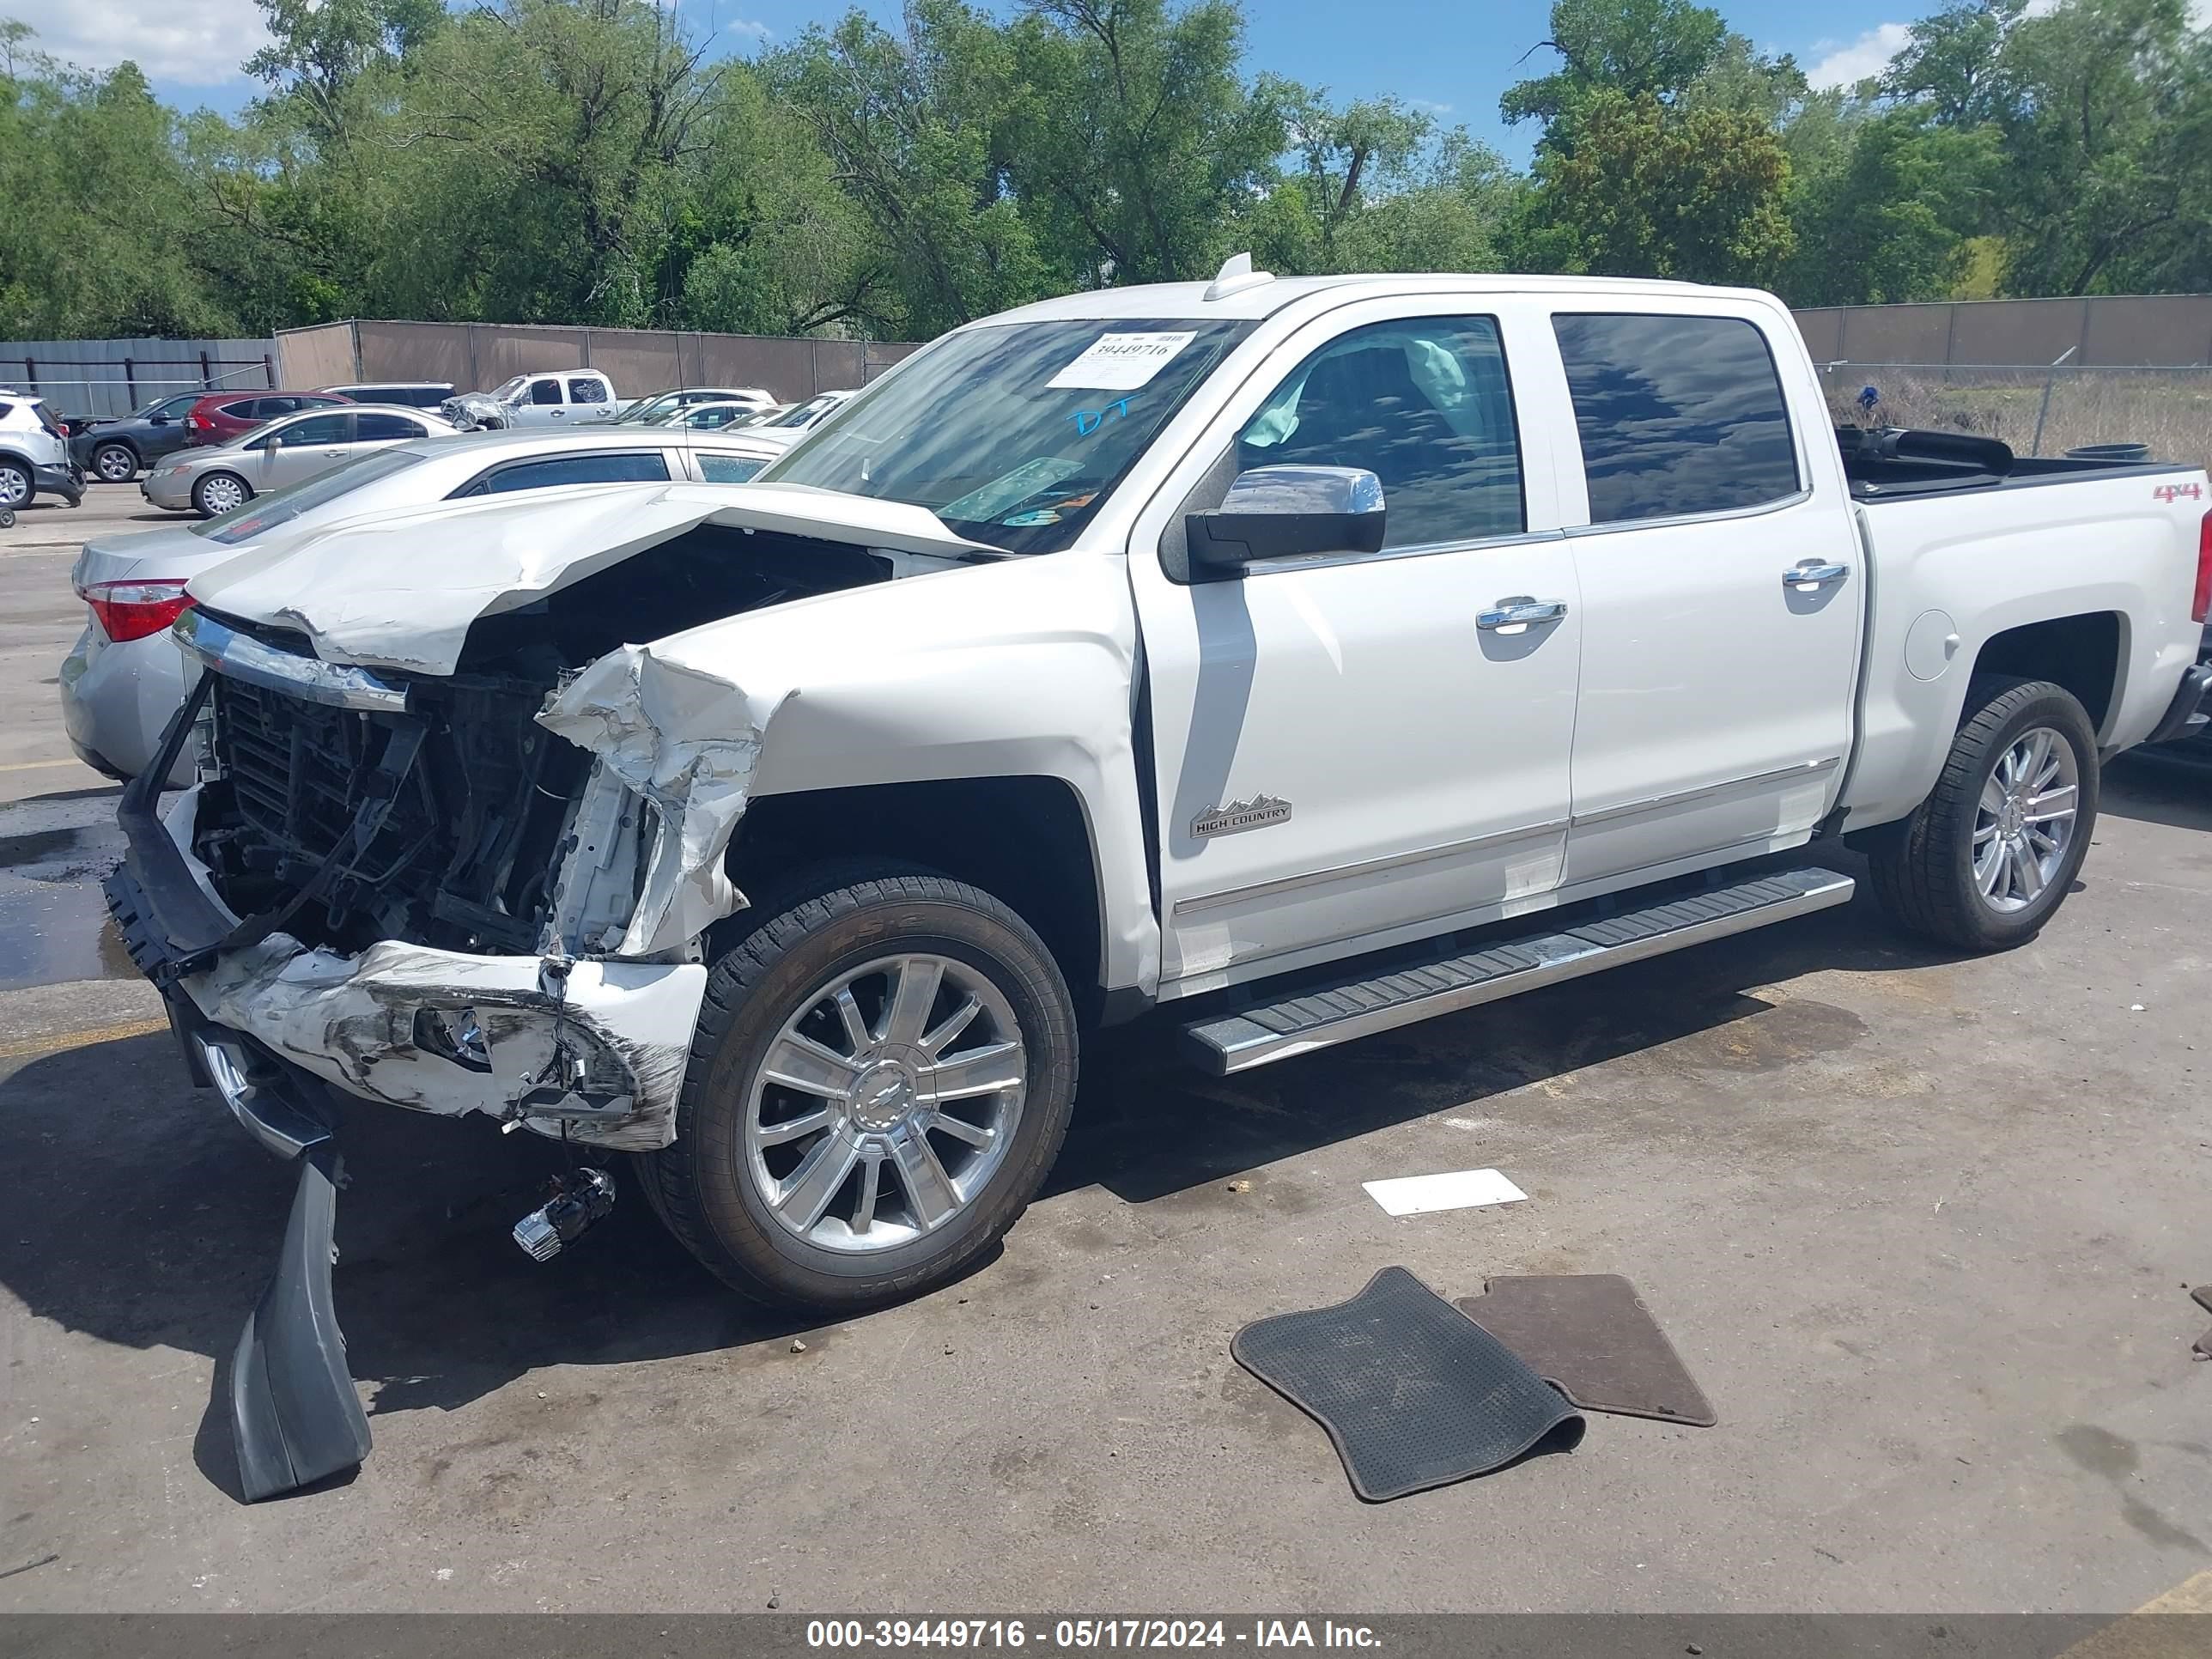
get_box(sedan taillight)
[79,579,194,643]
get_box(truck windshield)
[761,319,1254,554]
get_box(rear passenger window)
[455,452,670,496]
[567,377,608,404]
[1553,314,1799,525]
[697,453,763,483]
[1235,315,1523,550]
[356,413,424,441]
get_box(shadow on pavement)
[2100,750,2212,835]
[0,858,1955,1498]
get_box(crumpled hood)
[182,481,995,675]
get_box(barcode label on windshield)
[1047,331,1197,392]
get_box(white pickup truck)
[441,369,622,430]
[107,263,2211,1497]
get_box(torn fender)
[537,646,788,957]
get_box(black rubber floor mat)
[1232,1266,1585,1501]
[1455,1274,1717,1427]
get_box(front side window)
[764,319,1253,555]
[530,380,564,406]
[356,412,424,441]
[1553,313,1800,525]
[1233,316,1524,550]
[276,413,350,447]
[155,394,199,420]
[454,451,671,496]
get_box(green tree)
[1521,89,1796,285]
[769,1,1046,337]
[1499,0,1730,141]
[1000,0,1289,287]
[1782,110,1998,304]
[1992,0,2212,295]
[1880,0,2025,127]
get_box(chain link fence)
[1814,360,2212,472]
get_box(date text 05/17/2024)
[805,1620,1382,1650]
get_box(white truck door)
[1545,307,1861,887]
[1129,300,1583,992]
[566,374,612,422]
[517,376,566,425]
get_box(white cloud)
[3,0,271,85]
[724,15,772,40]
[1807,21,1912,92]
[1407,97,1454,115]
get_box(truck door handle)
[1784,560,1849,591]
[1478,596,1569,632]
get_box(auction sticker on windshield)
[1048,331,1197,391]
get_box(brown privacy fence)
[1792,296,2212,471]
[276,320,922,403]
[1791,295,2212,369]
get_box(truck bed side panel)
[1841,472,2206,832]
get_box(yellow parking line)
[0,757,96,774]
[2058,1569,2212,1659]
[0,1016,168,1060]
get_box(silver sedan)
[140,404,459,516]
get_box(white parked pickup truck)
[107,263,2212,1497]
[441,369,621,430]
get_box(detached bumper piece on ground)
[1233,1267,1587,1502]
[1237,1269,1717,1501]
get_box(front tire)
[647,866,1079,1309]
[1869,675,2099,951]
[191,471,250,518]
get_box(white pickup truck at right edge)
[113,261,2212,1346]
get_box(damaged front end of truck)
[103,483,997,1498]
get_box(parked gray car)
[62,425,771,781]
[139,404,459,516]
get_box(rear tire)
[1869,675,2099,951]
[646,865,1079,1309]
[92,441,138,483]
[0,460,30,507]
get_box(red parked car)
[180,389,351,447]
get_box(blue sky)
[15,0,1929,163]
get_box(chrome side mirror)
[1185,465,1386,574]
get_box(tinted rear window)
[1553,313,1799,524]
[453,452,670,496]
[356,412,425,441]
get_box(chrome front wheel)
[1972,726,2078,915]
[746,952,1028,1254]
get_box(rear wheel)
[646,866,1079,1309]
[191,471,250,518]
[0,461,30,507]
[1869,675,2099,950]
[91,441,138,483]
